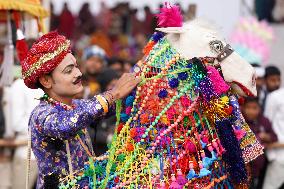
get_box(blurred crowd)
[0,1,283,189]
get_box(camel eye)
[209,40,224,53]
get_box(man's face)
[110,63,123,76]
[243,101,260,122]
[85,56,104,75]
[50,53,83,97]
[256,77,264,92]
[265,75,281,92]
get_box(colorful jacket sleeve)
[34,97,105,140]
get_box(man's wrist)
[109,89,120,101]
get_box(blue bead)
[169,78,179,88]
[158,89,168,98]
[125,96,135,106]
[120,113,130,123]
[178,72,189,80]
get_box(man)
[261,65,281,110]
[82,45,107,99]
[10,70,43,189]
[22,31,140,188]
[264,66,281,93]
[242,97,277,189]
[263,87,284,189]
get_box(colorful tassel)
[198,163,211,178]
[216,119,248,183]
[169,174,183,189]
[187,162,197,180]
[158,180,167,189]
[176,169,187,186]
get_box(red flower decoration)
[140,113,149,124]
[130,128,137,138]
[126,143,134,152]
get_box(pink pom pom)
[181,96,190,107]
[177,170,187,186]
[125,107,132,115]
[169,175,183,189]
[156,2,183,28]
[184,140,196,153]
[207,66,230,95]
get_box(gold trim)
[23,40,70,79]
[96,95,109,113]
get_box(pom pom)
[114,177,120,183]
[178,72,188,80]
[186,61,193,68]
[169,78,179,88]
[156,3,183,28]
[130,128,138,138]
[158,89,168,98]
[206,66,230,95]
[184,140,196,153]
[202,135,209,144]
[181,96,190,107]
[152,32,164,42]
[224,105,233,115]
[117,123,124,134]
[140,113,149,124]
[167,107,176,119]
[125,106,132,115]
[120,113,130,123]
[126,143,134,152]
[125,96,135,106]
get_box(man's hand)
[110,73,141,100]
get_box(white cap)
[254,67,265,78]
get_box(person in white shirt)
[10,77,43,189]
[263,87,284,189]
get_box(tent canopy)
[0,0,48,18]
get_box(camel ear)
[155,27,186,34]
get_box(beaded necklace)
[40,94,75,110]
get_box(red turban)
[21,31,71,89]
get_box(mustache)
[73,76,82,84]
